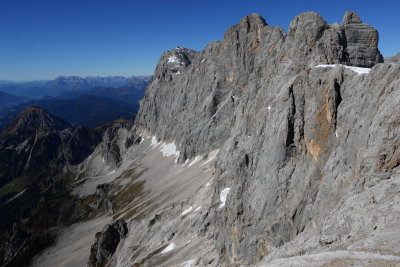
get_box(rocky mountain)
[1,10,400,267]
[0,106,102,186]
[0,106,104,266]
[0,76,151,98]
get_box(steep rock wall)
[130,11,397,265]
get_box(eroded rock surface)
[31,10,398,267]
[128,10,398,266]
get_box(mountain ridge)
[0,75,151,98]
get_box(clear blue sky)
[1,0,399,81]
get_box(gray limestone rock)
[131,10,398,266]
[77,10,399,267]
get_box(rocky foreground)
[1,10,400,267]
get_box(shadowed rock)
[88,220,128,267]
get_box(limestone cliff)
[130,10,399,265]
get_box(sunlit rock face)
[130,10,399,266]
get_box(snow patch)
[201,149,219,166]
[344,65,371,74]
[15,140,29,153]
[167,55,185,67]
[315,64,371,74]
[150,136,180,162]
[219,187,231,208]
[181,206,193,216]
[107,170,115,176]
[267,106,271,111]
[335,131,339,138]
[6,189,27,204]
[150,136,161,147]
[181,259,196,267]
[188,156,202,167]
[182,158,190,166]
[194,206,202,212]
[159,142,180,159]
[168,56,180,64]
[161,243,175,254]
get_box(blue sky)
[1,0,399,81]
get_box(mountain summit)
[5,105,70,135]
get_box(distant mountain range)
[0,75,151,98]
[0,75,151,129]
[0,80,49,86]
[57,86,145,105]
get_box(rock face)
[88,220,128,267]
[339,11,383,67]
[129,10,399,265]
[136,11,383,162]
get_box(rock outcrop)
[88,220,128,267]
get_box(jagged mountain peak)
[168,46,197,66]
[153,46,199,80]
[239,13,267,28]
[4,105,71,136]
[0,105,101,188]
[341,10,363,24]
[288,11,327,35]
[285,11,382,68]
